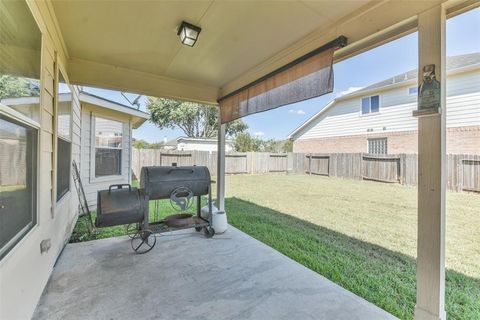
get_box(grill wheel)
[204,227,215,238]
[131,229,156,253]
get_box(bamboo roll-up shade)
[219,47,334,123]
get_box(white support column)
[216,121,226,211]
[414,5,446,320]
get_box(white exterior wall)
[177,140,234,152]
[296,69,480,140]
[0,21,81,320]
[80,105,132,210]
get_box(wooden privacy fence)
[132,149,291,178]
[132,149,480,193]
[362,155,401,183]
[304,153,480,192]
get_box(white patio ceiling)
[50,0,460,104]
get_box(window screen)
[0,1,41,123]
[362,98,370,114]
[56,138,71,200]
[368,138,388,154]
[0,116,38,259]
[95,117,123,177]
[56,72,71,201]
[0,0,41,260]
[361,95,380,114]
[370,95,379,113]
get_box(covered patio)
[1,0,479,319]
[33,227,396,320]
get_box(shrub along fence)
[132,148,480,193]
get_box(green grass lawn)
[71,174,480,319]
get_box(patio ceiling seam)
[164,0,215,76]
[298,0,335,24]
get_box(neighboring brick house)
[288,53,480,155]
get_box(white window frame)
[0,103,40,261]
[90,113,127,183]
[360,94,381,116]
[367,137,388,154]
[408,86,418,95]
[0,1,43,262]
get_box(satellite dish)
[132,95,142,108]
[121,92,142,109]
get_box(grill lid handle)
[108,184,132,193]
[167,168,195,174]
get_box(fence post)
[217,123,226,211]
[308,153,312,175]
[137,148,141,177]
[359,153,364,180]
[287,152,293,174]
[327,155,330,177]
[251,152,255,174]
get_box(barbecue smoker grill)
[96,166,215,254]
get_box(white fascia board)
[79,92,149,128]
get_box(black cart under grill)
[140,166,214,237]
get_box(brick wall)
[293,125,480,154]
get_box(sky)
[83,8,480,143]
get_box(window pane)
[0,0,42,123]
[368,138,387,154]
[58,72,71,140]
[370,95,379,113]
[95,117,123,177]
[361,97,370,114]
[95,117,123,148]
[95,149,121,177]
[56,138,71,200]
[0,115,37,259]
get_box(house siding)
[294,69,480,154]
[0,9,80,319]
[293,126,480,154]
[80,105,132,209]
[177,139,234,152]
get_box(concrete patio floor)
[33,226,397,320]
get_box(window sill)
[90,174,127,184]
[359,112,381,118]
[0,223,38,266]
[56,190,71,207]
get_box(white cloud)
[288,109,306,115]
[336,86,363,97]
[253,131,265,137]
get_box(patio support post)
[414,5,446,320]
[217,120,226,211]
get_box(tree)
[234,133,294,153]
[147,97,247,138]
[132,139,150,149]
[234,132,264,152]
[132,139,164,149]
[282,140,293,152]
[0,75,40,100]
